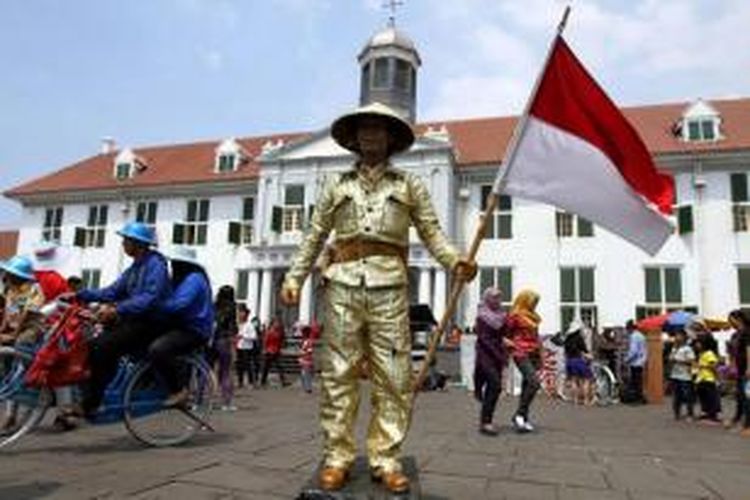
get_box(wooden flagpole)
[412,5,572,395]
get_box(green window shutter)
[497,214,512,239]
[99,205,108,226]
[560,268,576,302]
[187,200,197,222]
[236,270,249,301]
[738,268,750,304]
[87,207,97,227]
[497,267,512,302]
[664,268,682,303]
[577,217,594,237]
[731,173,748,202]
[73,227,86,248]
[197,225,207,245]
[688,121,700,140]
[677,206,694,235]
[645,268,662,303]
[498,195,512,211]
[243,198,255,221]
[555,212,565,237]
[579,268,595,302]
[172,223,185,244]
[479,268,494,294]
[228,221,242,245]
[271,206,283,233]
[199,200,210,221]
[701,120,715,140]
[136,203,146,222]
[44,209,53,227]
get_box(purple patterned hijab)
[477,287,505,330]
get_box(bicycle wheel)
[123,355,215,447]
[592,362,617,406]
[0,347,52,449]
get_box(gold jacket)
[286,165,460,289]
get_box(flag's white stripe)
[500,117,673,256]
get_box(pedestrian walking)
[505,289,542,433]
[473,287,509,436]
[214,285,238,411]
[261,317,288,387]
[236,304,258,389]
[624,320,648,404]
[725,310,750,435]
[694,337,721,424]
[669,330,695,421]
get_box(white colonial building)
[5,25,750,333]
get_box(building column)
[248,269,260,318]
[433,268,447,321]
[418,267,432,308]
[259,268,273,325]
[299,277,313,324]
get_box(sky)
[1,0,748,229]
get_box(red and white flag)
[496,36,674,256]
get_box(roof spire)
[383,0,403,27]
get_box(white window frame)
[81,268,101,289]
[643,265,685,313]
[135,201,158,232]
[560,266,597,331]
[478,266,513,311]
[282,185,305,234]
[84,205,108,248]
[183,199,210,246]
[480,185,512,240]
[241,197,255,244]
[42,206,63,243]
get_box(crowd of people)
[0,223,318,432]
[471,285,750,439]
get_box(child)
[669,330,695,421]
[298,326,314,394]
[563,322,594,406]
[694,337,721,424]
[0,256,46,431]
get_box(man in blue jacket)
[152,246,214,406]
[77,222,171,416]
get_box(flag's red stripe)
[529,37,674,215]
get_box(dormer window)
[217,154,236,172]
[112,148,145,180]
[680,99,721,142]
[215,138,245,173]
[115,162,131,180]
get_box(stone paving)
[1,383,749,499]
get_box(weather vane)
[383,0,404,27]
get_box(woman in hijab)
[473,287,512,435]
[505,289,542,433]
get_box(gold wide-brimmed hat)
[331,102,415,155]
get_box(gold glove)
[452,258,478,283]
[279,279,301,306]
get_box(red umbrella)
[636,313,670,332]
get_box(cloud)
[418,0,750,119]
[425,75,530,120]
[197,47,225,71]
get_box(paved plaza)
[0,384,748,500]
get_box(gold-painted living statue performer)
[280,102,477,494]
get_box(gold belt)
[331,239,407,265]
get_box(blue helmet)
[0,255,36,281]
[117,222,157,246]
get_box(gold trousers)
[320,281,412,473]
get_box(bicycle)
[0,301,216,449]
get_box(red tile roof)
[5,98,750,198]
[0,231,18,260]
